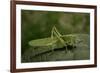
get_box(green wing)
[29,37,57,47]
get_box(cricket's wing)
[29,37,57,47]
